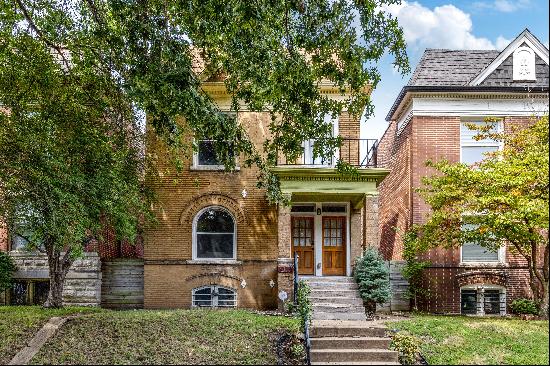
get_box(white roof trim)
[469,29,549,86]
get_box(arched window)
[193,206,236,260]
[192,285,237,308]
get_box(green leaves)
[354,247,391,307]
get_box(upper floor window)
[460,120,501,165]
[193,206,236,260]
[461,224,501,263]
[303,114,338,166]
[192,140,236,170]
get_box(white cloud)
[473,0,531,13]
[381,1,509,50]
[495,36,512,50]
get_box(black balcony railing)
[277,138,378,168]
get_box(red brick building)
[378,29,549,315]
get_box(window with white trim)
[461,286,506,316]
[303,114,338,166]
[192,285,237,308]
[193,140,236,169]
[193,206,236,260]
[460,120,501,165]
[461,224,500,263]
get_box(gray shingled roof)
[407,49,500,86]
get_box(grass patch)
[388,315,549,365]
[0,305,102,364]
[31,309,300,365]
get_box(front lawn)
[388,315,549,365]
[0,306,102,364]
[31,309,301,365]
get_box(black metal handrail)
[277,138,378,168]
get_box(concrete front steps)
[303,277,399,365]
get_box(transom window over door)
[193,206,236,260]
[460,120,501,165]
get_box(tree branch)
[14,0,71,72]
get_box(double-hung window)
[460,119,501,165]
[461,224,501,263]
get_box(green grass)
[30,309,300,365]
[0,305,102,364]
[388,315,549,365]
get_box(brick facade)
[144,107,375,310]
[378,112,540,314]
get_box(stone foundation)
[6,251,101,306]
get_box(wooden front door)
[322,216,346,276]
[291,216,315,275]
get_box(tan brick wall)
[144,261,278,309]
[339,112,361,165]
[378,113,540,313]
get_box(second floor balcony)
[276,138,379,168]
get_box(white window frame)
[302,114,339,167]
[460,284,506,316]
[460,118,503,165]
[192,206,237,261]
[459,222,505,265]
[191,139,240,171]
[192,285,237,308]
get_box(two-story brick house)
[378,29,549,315]
[144,80,388,310]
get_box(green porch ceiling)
[271,167,390,209]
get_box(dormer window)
[513,46,536,81]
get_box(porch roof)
[271,167,389,209]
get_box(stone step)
[307,282,359,290]
[311,322,386,338]
[310,336,391,350]
[309,289,361,298]
[312,312,367,321]
[313,304,366,313]
[302,276,355,283]
[310,297,364,305]
[310,349,399,363]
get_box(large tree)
[0,0,408,307]
[406,117,549,317]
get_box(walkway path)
[9,316,71,365]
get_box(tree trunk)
[44,269,67,308]
[43,239,74,308]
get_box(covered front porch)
[273,167,388,289]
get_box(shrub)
[510,298,540,315]
[353,247,391,314]
[0,252,16,292]
[288,280,312,330]
[390,332,422,365]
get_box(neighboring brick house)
[144,79,388,310]
[378,29,549,315]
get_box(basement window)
[192,286,237,308]
[460,286,506,316]
[9,280,50,306]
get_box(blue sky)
[362,0,550,140]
